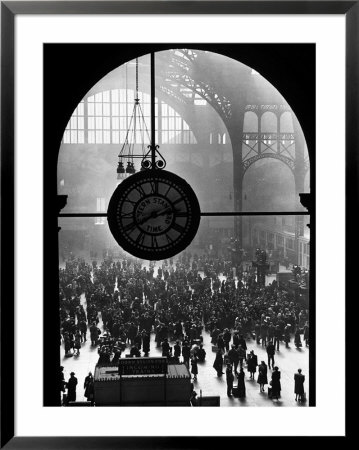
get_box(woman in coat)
[84,372,94,405]
[284,325,291,348]
[216,334,225,353]
[257,361,268,392]
[294,368,305,401]
[66,372,78,404]
[237,367,246,398]
[74,331,82,355]
[294,328,302,348]
[225,364,234,396]
[247,350,258,379]
[142,331,150,357]
[191,356,198,381]
[64,332,72,356]
[213,349,224,377]
[271,366,281,400]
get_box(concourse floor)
[60,293,309,407]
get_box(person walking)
[270,366,281,400]
[223,328,231,352]
[238,344,246,369]
[257,361,268,393]
[66,372,78,404]
[294,327,302,348]
[266,341,275,369]
[255,322,261,344]
[213,349,224,377]
[74,331,82,356]
[197,344,206,362]
[79,319,87,343]
[174,340,181,362]
[228,345,239,374]
[182,342,191,367]
[191,356,198,381]
[217,334,225,353]
[284,324,291,348]
[90,322,98,346]
[247,350,258,379]
[274,324,281,351]
[261,321,268,347]
[226,364,234,396]
[84,372,94,405]
[161,338,170,357]
[237,367,246,398]
[238,335,247,359]
[142,330,150,357]
[294,368,305,402]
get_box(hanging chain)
[135,58,139,102]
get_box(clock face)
[107,170,201,260]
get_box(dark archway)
[44,44,315,406]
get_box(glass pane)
[87,103,94,116]
[77,102,84,115]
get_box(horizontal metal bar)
[58,211,309,218]
[200,211,309,216]
[118,155,146,158]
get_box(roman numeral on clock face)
[135,184,146,197]
[120,212,133,219]
[135,232,146,246]
[151,236,159,247]
[149,180,159,194]
[123,222,137,233]
[172,197,184,206]
[171,222,185,233]
[164,184,172,197]
[165,234,173,244]
[124,198,137,206]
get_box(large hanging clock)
[107,170,201,260]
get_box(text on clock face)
[107,170,201,259]
[135,197,171,218]
[120,192,187,238]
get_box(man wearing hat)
[284,324,291,348]
[228,344,239,374]
[266,341,276,369]
[173,340,181,362]
[247,350,258,379]
[161,338,170,357]
[66,372,78,404]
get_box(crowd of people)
[59,250,309,405]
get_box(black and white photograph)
[2,5,350,444]
[51,45,313,408]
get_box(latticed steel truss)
[242,132,296,174]
[156,49,233,120]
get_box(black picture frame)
[1,1,354,447]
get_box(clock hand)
[152,206,185,217]
[137,208,170,226]
[122,221,137,232]
[136,208,167,225]
[137,214,153,226]
[137,207,185,226]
